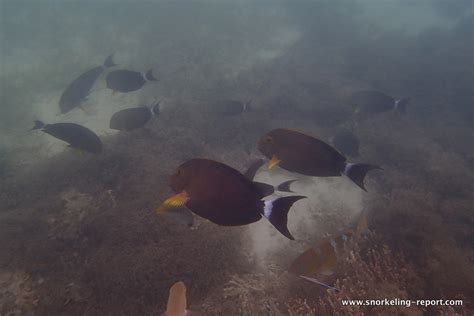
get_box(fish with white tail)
[156,158,305,240]
[351,90,410,115]
[258,128,381,191]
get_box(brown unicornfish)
[351,90,410,115]
[59,54,116,114]
[109,100,161,131]
[156,158,305,240]
[30,120,102,154]
[258,128,381,191]
[106,68,157,93]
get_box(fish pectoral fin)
[268,155,281,170]
[156,191,190,214]
[299,275,340,292]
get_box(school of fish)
[29,52,414,311]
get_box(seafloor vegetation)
[0,1,473,315]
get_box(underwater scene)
[0,1,473,315]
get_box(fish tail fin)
[276,180,296,193]
[343,163,381,191]
[395,97,410,114]
[262,195,306,240]
[299,275,340,292]
[104,54,116,68]
[244,99,252,111]
[30,120,45,131]
[151,100,161,115]
[145,69,158,81]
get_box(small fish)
[109,101,161,131]
[59,54,116,114]
[351,90,410,115]
[156,158,305,240]
[289,211,368,292]
[258,129,381,191]
[106,69,157,93]
[211,99,251,116]
[162,281,200,316]
[331,128,360,158]
[30,120,102,154]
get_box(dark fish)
[258,129,380,191]
[289,211,368,292]
[109,101,160,131]
[331,128,359,158]
[156,158,305,240]
[211,99,251,116]
[106,69,157,93]
[59,54,116,114]
[351,90,410,115]
[31,120,102,154]
[163,281,200,316]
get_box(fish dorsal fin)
[151,99,161,115]
[244,159,264,180]
[253,181,274,198]
[30,120,45,131]
[103,53,116,68]
[166,281,187,316]
[144,69,158,82]
[280,128,318,140]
